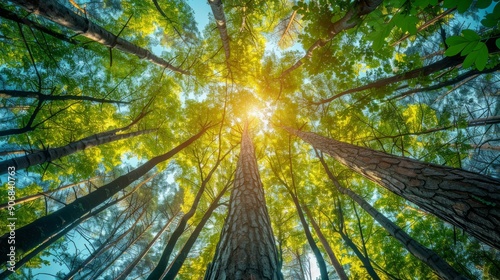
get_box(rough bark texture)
[204,126,282,280]
[0,126,210,263]
[283,126,500,250]
[280,0,382,77]
[0,129,153,174]
[9,0,189,75]
[318,154,468,280]
[209,0,230,61]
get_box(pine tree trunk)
[318,154,468,280]
[9,0,189,75]
[283,126,500,250]
[0,129,154,174]
[0,126,210,264]
[204,125,282,280]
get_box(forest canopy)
[0,0,499,279]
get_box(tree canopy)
[0,0,499,279]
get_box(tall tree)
[282,126,500,250]
[204,124,283,280]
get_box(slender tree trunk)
[0,89,130,104]
[287,190,329,280]
[317,153,468,280]
[390,64,500,100]
[0,129,154,174]
[283,126,500,250]
[0,175,146,278]
[0,176,100,210]
[9,0,190,75]
[209,0,230,61]
[0,125,211,263]
[147,144,232,279]
[280,0,382,77]
[64,204,148,280]
[0,7,79,45]
[162,180,231,279]
[204,124,283,280]
[115,209,179,280]
[301,204,349,280]
[313,37,500,105]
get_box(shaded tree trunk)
[115,208,179,280]
[0,176,100,210]
[162,179,232,279]
[9,0,190,75]
[282,126,500,250]
[0,174,147,278]
[0,89,131,104]
[0,129,154,174]
[313,37,500,105]
[301,204,348,280]
[0,125,212,263]
[204,125,283,280]
[317,152,468,280]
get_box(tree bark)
[317,153,468,280]
[9,0,190,75]
[209,0,230,61]
[282,126,500,250]
[0,125,211,263]
[0,129,154,174]
[204,124,283,280]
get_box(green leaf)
[476,0,492,8]
[474,44,489,70]
[481,18,498,27]
[496,38,500,49]
[461,29,480,41]
[461,41,479,56]
[444,43,468,56]
[462,49,479,69]
[457,0,473,12]
[446,36,468,46]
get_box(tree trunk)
[115,208,179,280]
[209,0,230,61]
[162,180,231,279]
[0,129,154,174]
[313,37,500,105]
[9,0,190,75]
[204,124,282,280]
[301,204,349,280]
[0,175,146,278]
[317,153,468,280]
[282,126,500,250]
[63,204,148,280]
[0,89,130,104]
[0,176,100,210]
[0,125,211,264]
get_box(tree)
[204,124,283,280]
[1,0,499,279]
